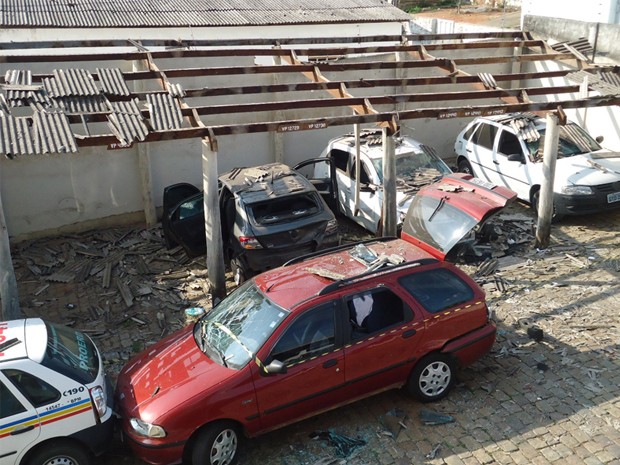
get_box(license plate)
[608,192,620,203]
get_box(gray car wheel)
[191,422,239,465]
[407,353,455,402]
[457,158,474,175]
[26,442,90,465]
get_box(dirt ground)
[412,5,522,29]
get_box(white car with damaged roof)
[454,113,620,220]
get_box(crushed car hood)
[115,325,234,418]
[400,173,517,261]
[557,152,620,187]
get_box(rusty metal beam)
[73,95,620,145]
[0,31,527,51]
[182,85,580,117]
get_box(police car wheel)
[26,442,91,465]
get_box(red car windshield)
[404,194,479,255]
[194,282,288,370]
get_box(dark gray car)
[162,163,339,284]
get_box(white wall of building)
[521,0,620,25]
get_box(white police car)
[0,318,113,465]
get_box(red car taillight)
[239,236,263,249]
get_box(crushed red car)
[115,233,497,465]
[401,173,518,261]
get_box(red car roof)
[253,238,435,310]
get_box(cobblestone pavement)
[12,205,620,465]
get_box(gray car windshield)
[371,151,452,183]
[194,282,288,370]
[526,123,602,159]
[404,195,479,254]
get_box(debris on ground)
[419,409,455,426]
[425,444,442,460]
[380,409,408,439]
[310,430,367,458]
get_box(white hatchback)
[454,113,620,220]
[295,129,452,234]
[0,318,113,465]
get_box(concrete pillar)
[0,173,21,320]
[133,59,157,226]
[272,54,285,164]
[535,113,560,249]
[202,140,227,301]
[382,128,397,237]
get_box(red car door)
[342,284,426,399]
[250,301,345,433]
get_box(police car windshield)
[41,323,99,384]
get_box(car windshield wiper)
[428,197,446,222]
[199,320,229,368]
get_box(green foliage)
[403,0,459,13]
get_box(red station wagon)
[115,235,498,465]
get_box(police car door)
[0,372,41,465]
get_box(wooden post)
[382,127,397,237]
[0,177,21,320]
[202,139,227,301]
[535,113,560,249]
[133,59,157,226]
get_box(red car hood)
[115,325,234,418]
[401,173,517,260]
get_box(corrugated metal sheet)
[478,72,497,89]
[97,68,130,96]
[0,0,411,27]
[55,95,111,114]
[0,112,35,158]
[562,124,594,153]
[107,99,149,145]
[550,37,594,58]
[43,69,99,97]
[146,93,183,131]
[5,69,32,102]
[32,111,78,154]
[567,70,620,97]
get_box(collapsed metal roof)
[0,31,619,158]
[0,0,412,28]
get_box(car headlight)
[89,386,107,419]
[561,185,593,195]
[130,418,167,438]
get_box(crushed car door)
[494,128,533,200]
[466,122,502,185]
[0,373,41,465]
[166,192,206,256]
[293,158,338,213]
[162,183,201,250]
[348,154,382,233]
[342,285,424,398]
[250,301,345,432]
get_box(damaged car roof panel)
[220,162,314,203]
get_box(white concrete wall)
[521,60,620,152]
[0,23,404,44]
[522,0,620,25]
